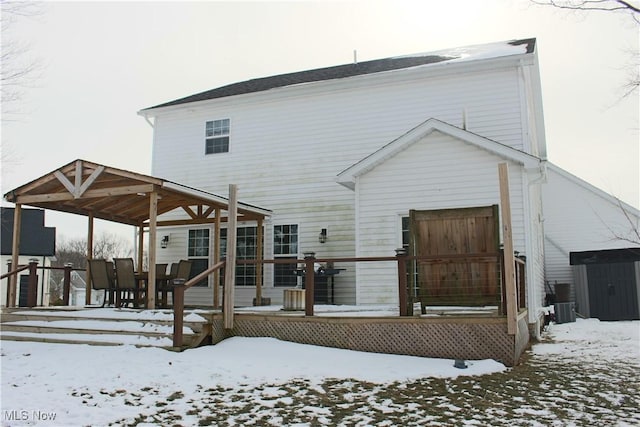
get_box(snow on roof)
[395,39,531,64]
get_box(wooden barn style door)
[409,205,501,306]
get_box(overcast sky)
[1,0,638,241]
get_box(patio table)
[134,272,173,308]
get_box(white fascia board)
[336,118,542,189]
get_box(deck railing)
[2,252,525,347]
[172,260,226,347]
[500,254,527,314]
[2,261,78,308]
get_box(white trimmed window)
[205,119,230,154]
[188,228,210,287]
[274,224,298,287]
[220,227,258,286]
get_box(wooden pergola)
[3,159,271,309]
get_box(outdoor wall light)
[161,235,170,248]
[319,228,327,243]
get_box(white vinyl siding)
[150,59,539,307]
[542,166,640,301]
[355,131,527,304]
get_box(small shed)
[570,248,640,321]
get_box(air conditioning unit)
[554,302,576,324]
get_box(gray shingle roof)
[142,38,535,111]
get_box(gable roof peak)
[336,118,542,190]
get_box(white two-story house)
[139,38,550,328]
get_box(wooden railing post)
[396,248,409,316]
[6,261,12,307]
[63,263,73,306]
[27,258,39,307]
[516,257,526,310]
[304,252,315,316]
[172,278,186,348]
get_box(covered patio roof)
[3,159,271,226]
[3,159,271,309]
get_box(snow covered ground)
[1,318,638,426]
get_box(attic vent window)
[205,118,230,154]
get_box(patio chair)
[154,263,170,307]
[105,261,116,306]
[156,263,168,278]
[162,260,193,306]
[87,259,117,307]
[175,259,193,282]
[169,262,179,279]
[114,258,146,308]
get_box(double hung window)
[188,229,210,287]
[220,227,258,286]
[274,224,298,287]
[205,119,230,154]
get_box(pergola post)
[255,217,264,306]
[499,163,518,336]
[137,225,144,272]
[213,208,221,309]
[147,191,158,309]
[8,204,21,307]
[224,184,238,329]
[86,214,94,305]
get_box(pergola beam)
[13,184,155,204]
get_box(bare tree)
[609,198,640,245]
[531,1,640,97]
[1,1,43,120]
[49,232,133,301]
[530,0,639,15]
[1,1,43,180]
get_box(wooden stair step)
[1,319,195,337]
[0,331,176,348]
[0,308,213,350]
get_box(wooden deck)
[1,305,530,366]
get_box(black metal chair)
[87,259,117,307]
